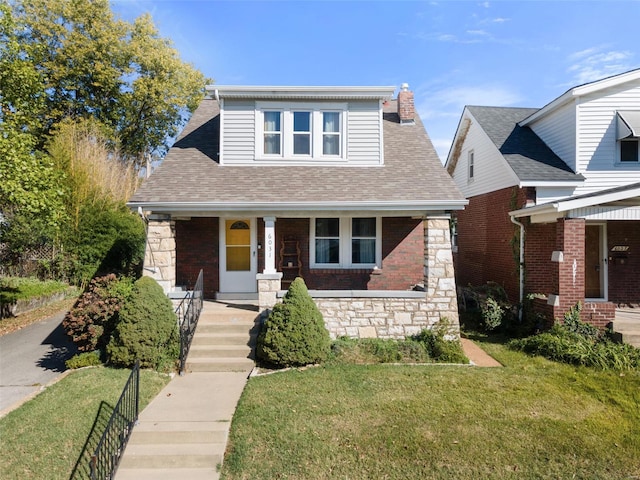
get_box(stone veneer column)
[143,214,176,294]
[257,272,282,312]
[424,215,460,327]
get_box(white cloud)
[492,17,509,23]
[467,29,489,36]
[567,47,634,85]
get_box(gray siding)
[346,101,383,165]
[220,100,255,164]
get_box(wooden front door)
[585,224,604,299]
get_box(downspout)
[510,214,525,321]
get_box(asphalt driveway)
[0,311,77,415]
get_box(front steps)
[186,304,260,373]
[114,302,258,480]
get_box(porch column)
[424,215,460,329]
[263,216,277,274]
[143,214,176,294]
[549,218,585,318]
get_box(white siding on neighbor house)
[571,80,640,196]
[449,111,519,198]
[528,100,577,171]
[220,100,256,165]
[535,186,577,204]
[346,101,383,165]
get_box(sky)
[111,0,640,162]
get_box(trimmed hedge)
[257,277,331,368]
[106,276,179,370]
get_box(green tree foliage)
[3,0,206,165]
[257,278,332,368]
[107,276,179,369]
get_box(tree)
[3,0,206,166]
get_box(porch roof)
[129,97,467,216]
[510,181,640,223]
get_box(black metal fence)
[90,361,140,480]
[176,269,204,374]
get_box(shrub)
[62,274,133,352]
[106,276,179,370]
[413,320,469,364]
[257,277,331,368]
[480,297,504,331]
[65,351,102,369]
[0,277,69,304]
[508,305,640,371]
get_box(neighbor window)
[311,217,380,268]
[620,139,639,162]
[258,103,346,160]
[468,150,475,181]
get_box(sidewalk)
[115,371,249,480]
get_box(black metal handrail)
[177,269,204,374]
[90,360,140,480]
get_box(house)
[128,84,467,338]
[445,69,640,328]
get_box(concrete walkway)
[460,338,502,367]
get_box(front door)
[219,218,257,293]
[585,224,606,299]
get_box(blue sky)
[111,0,640,162]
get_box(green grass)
[0,276,71,304]
[0,367,170,480]
[221,341,640,480]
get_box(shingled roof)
[129,97,466,212]
[466,106,584,183]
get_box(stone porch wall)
[143,215,176,294]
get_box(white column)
[263,216,277,274]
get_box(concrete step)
[197,322,259,335]
[198,310,259,323]
[118,443,222,469]
[192,332,257,346]
[186,357,254,373]
[611,331,640,347]
[189,344,252,358]
[116,467,219,480]
[129,430,227,445]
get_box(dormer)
[209,85,395,166]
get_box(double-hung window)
[263,111,282,155]
[257,103,346,160]
[311,217,380,268]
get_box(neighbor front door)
[219,218,257,293]
[585,223,607,300]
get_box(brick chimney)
[397,83,415,124]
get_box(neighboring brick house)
[128,84,467,338]
[445,69,640,328]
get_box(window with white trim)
[257,102,346,160]
[468,150,475,182]
[311,217,380,268]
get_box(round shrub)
[63,274,133,352]
[257,277,331,368]
[65,351,102,369]
[106,276,179,370]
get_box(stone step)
[198,310,259,323]
[186,357,254,373]
[192,333,257,346]
[189,344,252,358]
[118,443,222,469]
[116,467,219,480]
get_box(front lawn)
[221,341,640,479]
[0,367,170,480]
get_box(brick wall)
[524,222,557,295]
[454,186,528,302]
[607,221,640,306]
[275,217,423,290]
[175,218,219,299]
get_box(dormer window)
[617,111,640,163]
[620,139,639,162]
[257,102,346,161]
